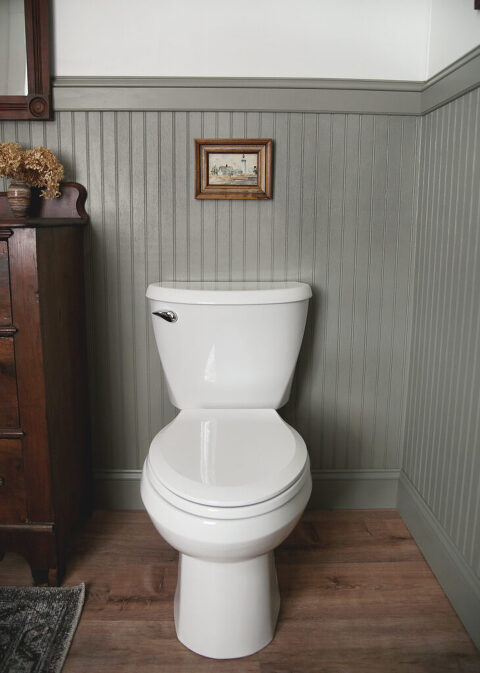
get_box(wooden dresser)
[0,182,90,585]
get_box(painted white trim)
[398,471,480,649]
[93,468,400,511]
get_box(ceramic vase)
[7,180,31,217]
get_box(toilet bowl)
[142,281,312,659]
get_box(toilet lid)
[148,409,308,507]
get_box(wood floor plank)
[65,620,262,673]
[259,653,480,673]
[1,510,478,673]
[277,515,423,565]
[277,561,454,620]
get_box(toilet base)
[174,551,280,659]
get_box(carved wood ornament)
[0,0,51,121]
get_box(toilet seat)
[144,457,311,520]
[147,409,308,511]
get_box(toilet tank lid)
[146,281,312,304]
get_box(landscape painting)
[208,152,258,186]
[195,139,272,199]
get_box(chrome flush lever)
[152,310,178,323]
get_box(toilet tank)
[146,281,311,409]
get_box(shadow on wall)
[281,285,322,456]
[281,286,374,474]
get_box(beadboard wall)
[2,68,479,645]
[399,86,480,645]
[1,112,418,497]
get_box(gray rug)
[0,583,85,673]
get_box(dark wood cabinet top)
[0,182,88,227]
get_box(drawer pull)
[0,476,4,487]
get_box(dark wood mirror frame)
[0,0,51,121]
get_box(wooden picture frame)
[0,0,52,121]
[195,138,272,199]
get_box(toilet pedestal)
[174,552,280,659]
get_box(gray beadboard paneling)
[1,111,418,476]
[402,86,480,581]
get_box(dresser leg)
[0,528,66,586]
[48,567,60,586]
[31,568,49,585]
[31,567,61,586]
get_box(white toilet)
[141,281,312,659]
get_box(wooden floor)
[1,510,479,672]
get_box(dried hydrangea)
[22,147,64,198]
[0,142,24,178]
[0,142,64,199]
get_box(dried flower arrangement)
[0,142,64,198]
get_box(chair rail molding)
[52,46,480,116]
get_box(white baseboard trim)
[397,471,480,650]
[93,468,400,511]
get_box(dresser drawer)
[0,439,27,522]
[0,337,19,427]
[0,240,12,326]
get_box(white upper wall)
[52,0,430,81]
[52,0,480,81]
[427,0,480,78]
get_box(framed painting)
[195,138,272,199]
